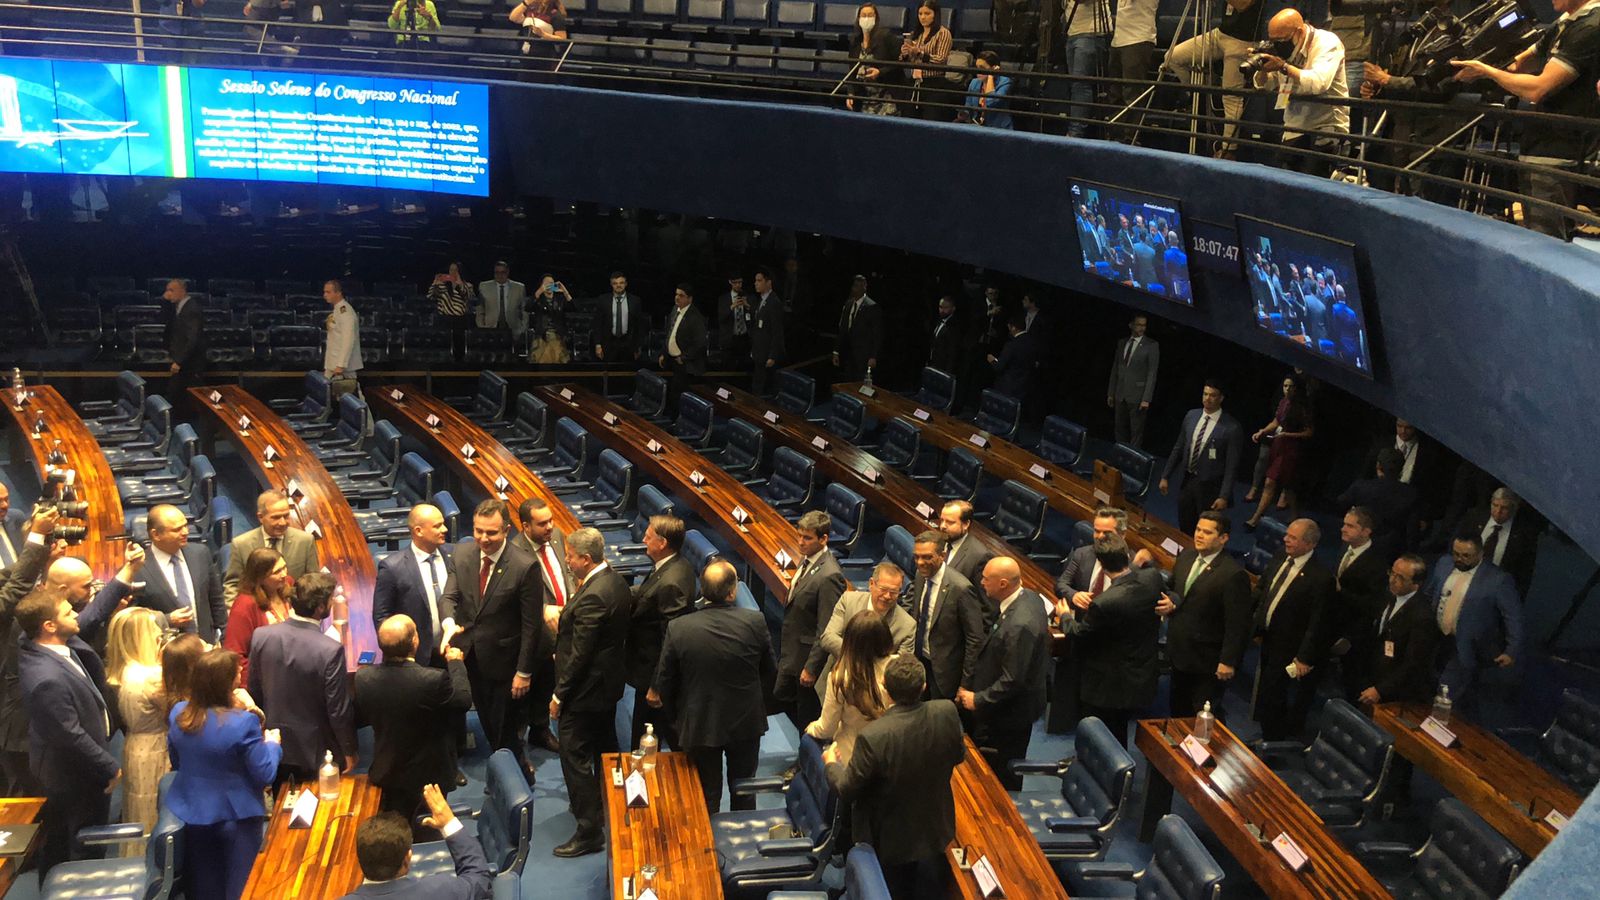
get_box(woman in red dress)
[1245,375,1313,528]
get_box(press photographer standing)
[1250,8,1351,177]
[1452,0,1600,241]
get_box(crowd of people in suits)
[1245,250,1368,370]
[1074,202,1192,301]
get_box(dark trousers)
[1080,701,1136,749]
[1169,669,1228,719]
[1108,42,1155,142]
[1113,399,1148,448]
[1254,659,1316,741]
[629,685,678,752]
[1,750,35,797]
[750,361,772,396]
[1177,474,1223,536]
[525,653,557,750]
[38,786,110,878]
[557,706,617,837]
[881,856,948,900]
[185,817,264,900]
[1278,133,1342,180]
[466,653,526,763]
[976,722,1033,791]
[686,738,760,815]
[666,359,697,405]
[783,686,821,738]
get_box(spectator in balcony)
[387,0,440,45]
[477,261,528,355]
[846,1,903,116]
[294,0,350,47]
[1249,8,1351,178]
[900,0,953,120]
[429,262,472,361]
[509,0,569,46]
[959,52,1014,129]
[157,0,205,62]
[1162,0,1271,159]
[1107,0,1158,141]
[529,274,574,365]
[242,0,296,53]
[1062,0,1112,138]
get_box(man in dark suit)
[824,655,965,899]
[249,573,357,782]
[1357,554,1439,707]
[627,515,693,750]
[161,278,207,399]
[1330,507,1393,702]
[372,503,452,667]
[1336,448,1418,560]
[927,294,966,376]
[937,501,993,603]
[1156,512,1253,719]
[439,500,545,778]
[957,557,1050,790]
[343,785,493,900]
[658,284,708,401]
[548,527,631,857]
[783,511,847,733]
[1158,379,1245,535]
[749,266,785,395]
[355,615,472,829]
[1061,535,1162,744]
[139,504,227,642]
[592,271,645,366]
[1426,531,1522,711]
[0,509,58,796]
[16,589,120,877]
[903,531,985,702]
[986,314,1039,401]
[649,560,775,814]
[1360,417,1445,527]
[1252,518,1337,741]
[833,275,883,382]
[1456,487,1540,598]
[1106,314,1160,447]
[513,496,570,754]
[0,483,26,569]
[715,272,751,366]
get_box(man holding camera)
[1249,8,1351,178]
[1452,0,1600,241]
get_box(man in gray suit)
[1106,314,1159,447]
[476,261,528,349]
[224,490,318,606]
[813,562,915,703]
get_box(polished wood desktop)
[368,386,581,536]
[948,735,1069,900]
[1,385,127,580]
[1374,702,1580,857]
[188,386,377,668]
[536,384,802,603]
[603,751,723,900]
[838,383,1193,572]
[0,797,46,896]
[1136,718,1388,899]
[241,776,383,900]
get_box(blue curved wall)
[491,83,1600,557]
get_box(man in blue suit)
[373,504,453,667]
[1157,379,1245,534]
[1426,531,1523,710]
[249,573,358,783]
[342,783,493,899]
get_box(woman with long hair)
[105,607,168,852]
[899,0,953,119]
[529,273,574,364]
[161,633,207,714]
[428,261,473,360]
[847,1,902,115]
[167,650,281,900]
[1246,375,1314,527]
[221,548,291,683]
[805,610,895,764]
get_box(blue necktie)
[915,577,934,659]
[171,555,194,631]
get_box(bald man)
[138,505,226,641]
[1249,8,1350,178]
[46,545,154,652]
[355,615,472,829]
[956,558,1051,790]
[373,504,454,668]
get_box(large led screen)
[0,58,489,195]
[1070,179,1194,305]
[1238,215,1374,377]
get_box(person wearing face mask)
[1249,8,1351,178]
[847,1,903,116]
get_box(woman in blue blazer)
[167,649,283,900]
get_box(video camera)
[1397,0,1545,88]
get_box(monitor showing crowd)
[1238,215,1374,377]
[1071,179,1194,306]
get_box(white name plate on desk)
[1420,717,1459,748]
[1092,488,1112,505]
[1271,833,1309,872]
[1545,809,1570,831]
[972,855,1004,897]
[969,434,988,449]
[603,412,618,426]
[857,385,876,397]
[863,467,880,484]
[208,390,223,405]
[1180,735,1212,766]
[690,470,706,486]
[305,520,323,539]
[763,410,780,424]
[732,506,749,525]
[425,414,442,429]
[288,790,320,828]
[646,440,663,454]
[624,771,649,808]
[559,388,575,402]
[1161,538,1184,556]
[915,501,935,519]
[1028,463,1050,480]
[811,436,830,452]
[388,389,404,402]
[913,408,930,421]
[716,388,732,400]
[237,415,251,432]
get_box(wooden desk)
[839,382,1192,571]
[603,751,723,900]
[188,386,377,668]
[1374,703,1579,858]
[241,776,383,900]
[536,385,801,603]
[0,797,46,896]
[1,385,127,580]
[1136,718,1388,899]
[947,736,1068,899]
[368,385,581,536]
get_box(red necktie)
[543,544,566,607]
[1091,567,1107,596]
[479,555,493,596]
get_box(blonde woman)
[805,610,894,764]
[106,607,169,852]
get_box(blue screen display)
[0,58,489,196]
[1237,215,1374,377]
[1070,179,1194,306]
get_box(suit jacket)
[1164,550,1253,675]
[655,602,775,747]
[991,329,1040,400]
[0,538,55,752]
[553,565,632,712]
[1160,407,1244,504]
[19,636,119,792]
[663,303,709,375]
[224,526,319,606]
[835,296,884,371]
[1336,477,1418,559]
[1333,544,1390,662]
[247,618,358,771]
[626,555,694,689]
[825,699,966,866]
[1253,554,1337,668]
[1068,569,1162,710]
[781,553,848,691]
[970,590,1051,734]
[1108,336,1159,405]
[1055,543,1098,597]
[815,592,916,699]
[1362,435,1445,519]
[1424,558,1523,696]
[928,315,965,374]
[354,658,472,791]
[946,536,993,594]
[749,292,786,363]
[902,566,986,699]
[439,540,544,680]
[716,290,750,352]
[138,544,227,642]
[476,279,528,337]
[163,296,208,374]
[512,528,577,604]
[593,292,646,362]
[1458,508,1539,597]
[165,705,282,824]
[1369,593,1440,704]
[340,827,493,900]
[372,545,453,667]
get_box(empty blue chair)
[1105,442,1157,499]
[971,388,1022,441]
[409,749,534,878]
[329,420,406,503]
[532,419,590,487]
[116,424,200,507]
[773,369,816,414]
[706,417,765,479]
[1037,415,1090,474]
[104,396,176,474]
[991,479,1050,555]
[824,393,866,443]
[81,370,146,438]
[917,446,982,504]
[433,490,462,543]
[860,417,920,472]
[614,369,670,422]
[356,453,436,543]
[1357,798,1522,898]
[1534,689,1600,792]
[768,843,890,900]
[447,371,511,424]
[266,370,337,438]
[909,366,956,412]
[821,483,872,563]
[569,449,636,528]
[670,392,715,448]
[1242,516,1288,575]
[1258,698,1394,829]
[749,446,815,512]
[42,792,184,900]
[311,394,374,468]
[683,528,719,576]
[1010,716,1137,860]
[712,736,838,895]
[883,525,916,596]
[493,392,554,463]
[1061,814,1225,898]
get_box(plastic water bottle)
[318,751,341,800]
[640,724,658,770]
[1195,701,1216,744]
[11,368,22,390]
[864,365,874,388]
[1431,686,1452,727]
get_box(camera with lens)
[1397,0,1542,88]
[33,500,90,544]
[1240,39,1294,75]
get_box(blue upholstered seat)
[1061,814,1224,899]
[711,735,836,896]
[1357,798,1522,899]
[1263,698,1394,829]
[909,366,956,412]
[410,750,533,878]
[1009,717,1136,860]
[43,801,183,900]
[972,388,1021,441]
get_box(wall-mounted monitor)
[1236,215,1374,377]
[0,58,489,195]
[1070,179,1193,305]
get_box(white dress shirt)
[1265,551,1313,626]
[1480,518,1513,568]
[410,542,445,642]
[666,305,688,357]
[1438,564,1478,635]
[1252,25,1350,137]
[150,546,196,608]
[1395,438,1418,483]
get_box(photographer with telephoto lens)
[1247,8,1352,178]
